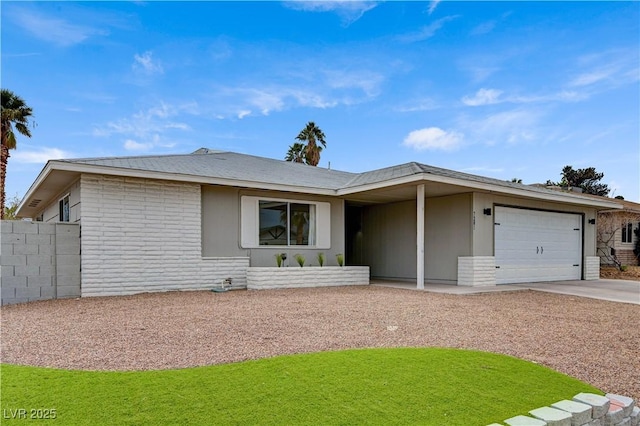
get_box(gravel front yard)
[1,286,638,400]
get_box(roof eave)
[18,161,338,217]
[337,173,623,209]
[16,161,58,217]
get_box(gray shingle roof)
[341,161,576,199]
[62,150,357,191]
[56,149,619,205]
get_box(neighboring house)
[13,149,620,297]
[597,199,640,267]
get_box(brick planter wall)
[585,256,600,280]
[247,266,370,290]
[458,256,496,286]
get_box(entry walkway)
[371,279,640,305]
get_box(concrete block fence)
[488,393,638,426]
[1,221,80,305]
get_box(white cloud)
[93,102,194,151]
[322,69,383,98]
[395,98,439,112]
[397,16,459,43]
[461,109,540,145]
[133,51,164,75]
[569,49,639,89]
[10,9,108,46]
[569,69,614,87]
[427,0,441,15]
[470,20,496,36]
[511,90,587,103]
[210,67,384,118]
[462,88,587,107]
[402,127,464,151]
[11,147,71,163]
[284,1,379,25]
[124,140,153,151]
[462,88,503,106]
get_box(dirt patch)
[1,287,639,401]
[600,266,640,281]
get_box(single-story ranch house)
[13,148,620,297]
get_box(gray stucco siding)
[425,194,473,283]
[201,186,346,267]
[201,185,247,257]
[361,194,472,283]
[361,200,417,281]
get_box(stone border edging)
[488,392,639,426]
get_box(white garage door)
[494,207,582,284]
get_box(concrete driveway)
[513,279,640,305]
[373,279,640,305]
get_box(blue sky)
[2,1,639,201]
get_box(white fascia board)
[337,173,623,209]
[40,161,338,196]
[16,161,56,215]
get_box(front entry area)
[494,206,583,284]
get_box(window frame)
[59,194,70,222]
[241,196,331,249]
[621,221,633,244]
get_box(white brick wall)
[457,256,496,286]
[585,256,600,280]
[80,174,249,296]
[247,266,370,290]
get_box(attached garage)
[494,206,583,284]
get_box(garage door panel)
[495,207,582,284]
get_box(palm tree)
[285,142,306,163]
[295,121,326,167]
[1,89,33,219]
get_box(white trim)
[416,184,425,290]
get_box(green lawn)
[1,348,601,425]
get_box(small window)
[621,222,633,243]
[59,195,70,222]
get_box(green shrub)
[620,265,628,272]
[336,253,344,267]
[275,253,284,267]
[294,254,305,267]
[317,253,325,267]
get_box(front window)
[259,200,315,246]
[622,222,633,243]
[241,196,330,249]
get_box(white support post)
[416,184,425,289]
